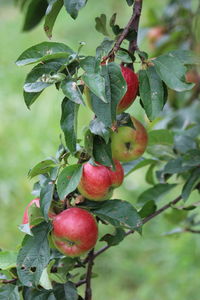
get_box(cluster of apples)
[22,65,148,257]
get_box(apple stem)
[84,248,95,300]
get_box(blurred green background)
[1,1,200,299]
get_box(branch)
[84,248,95,300]
[185,228,200,234]
[1,279,17,284]
[103,0,143,62]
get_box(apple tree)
[0,0,200,299]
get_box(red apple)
[22,198,40,225]
[117,66,139,114]
[22,198,55,225]
[78,160,124,201]
[52,207,98,257]
[185,70,199,84]
[111,116,148,162]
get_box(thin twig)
[84,248,95,300]
[128,0,143,54]
[185,228,200,234]
[1,279,17,284]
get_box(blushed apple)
[52,207,98,257]
[111,116,148,162]
[78,160,124,201]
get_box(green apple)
[111,117,148,162]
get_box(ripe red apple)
[84,65,138,114]
[78,160,124,201]
[22,198,40,225]
[52,207,98,257]
[117,66,139,114]
[22,198,55,225]
[111,116,148,162]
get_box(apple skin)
[22,198,40,224]
[111,117,148,162]
[84,66,138,114]
[78,160,124,201]
[22,198,55,225]
[185,70,199,84]
[117,66,139,114]
[52,207,98,257]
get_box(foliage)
[1,0,200,299]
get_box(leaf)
[122,158,156,176]
[40,179,55,221]
[96,38,114,59]
[92,136,113,167]
[174,134,197,154]
[28,205,44,228]
[138,183,177,204]
[115,49,133,63]
[44,0,64,38]
[28,158,57,179]
[139,67,165,120]
[168,50,200,65]
[82,73,107,103]
[0,285,20,300]
[80,56,100,74]
[126,0,134,6]
[148,129,174,146]
[153,54,194,92]
[16,42,74,66]
[163,157,190,175]
[95,14,109,36]
[145,163,156,185]
[63,0,87,19]
[60,97,79,153]
[100,228,125,246]
[61,79,84,105]
[89,119,110,143]
[88,62,127,127]
[23,61,65,93]
[39,268,53,290]
[92,199,142,230]
[53,282,78,300]
[182,168,200,201]
[139,201,157,218]
[57,164,83,199]
[17,222,51,287]
[0,251,17,270]
[23,91,42,109]
[23,0,48,31]
[182,149,200,167]
[22,288,55,300]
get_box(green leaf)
[148,129,174,146]
[139,67,165,120]
[92,136,113,167]
[92,199,142,230]
[80,56,100,74]
[82,73,107,103]
[139,201,157,218]
[63,0,87,19]
[182,168,200,201]
[0,251,17,270]
[126,0,134,6]
[23,61,65,93]
[138,183,177,204]
[39,268,53,290]
[96,38,114,59]
[122,158,156,176]
[17,222,51,287]
[57,164,83,199]
[22,288,55,300]
[182,149,200,167]
[28,158,57,179]
[163,157,190,175]
[53,282,78,300]
[40,179,55,221]
[89,119,110,143]
[100,228,125,246]
[153,54,194,92]
[23,91,42,109]
[88,62,127,127]
[22,0,48,31]
[61,79,84,105]
[145,163,156,185]
[0,285,20,300]
[164,208,188,225]
[16,42,74,66]
[44,0,64,38]
[168,50,200,65]
[29,205,44,228]
[174,134,197,154]
[60,97,79,153]
[95,14,109,36]
[115,49,133,63]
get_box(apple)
[147,26,165,44]
[111,116,148,162]
[22,198,40,225]
[78,159,124,201]
[52,207,98,257]
[185,69,199,84]
[117,66,139,114]
[84,65,138,114]
[22,198,55,225]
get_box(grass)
[0,1,199,299]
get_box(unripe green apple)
[84,65,138,114]
[111,117,148,162]
[52,207,98,257]
[78,160,124,201]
